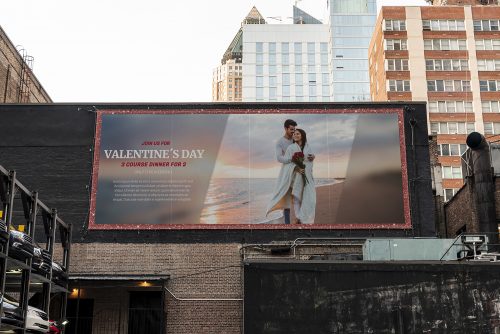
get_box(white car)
[3,295,49,333]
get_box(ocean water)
[200,178,337,224]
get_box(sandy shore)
[201,173,405,226]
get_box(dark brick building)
[0,26,51,103]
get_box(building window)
[308,73,316,84]
[427,80,471,92]
[308,54,315,66]
[295,53,302,65]
[386,59,409,71]
[256,54,263,64]
[425,59,468,71]
[269,42,276,54]
[430,122,475,134]
[438,143,467,156]
[269,87,277,100]
[281,42,289,53]
[442,166,463,179]
[424,39,467,51]
[477,59,500,71]
[307,42,315,53]
[269,65,276,75]
[422,20,465,31]
[269,54,276,65]
[256,76,263,87]
[283,85,290,97]
[482,101,500,112]
[256,65,263,75]
[384,19,406,31]
[256,42,263,53]
[428,101,473,113]
[479,80,500,92]
[388,80,410,92]
[282,54,290,65]
[269,76,277,87]
[484,122,500,135]
[475,39,500,51]
[295,73,303,85]
[474,20,500,31]
[385,39,407,51]
[320,42,328,53]
[309,85,317,101]
[443,188,459,202]
[283,73,290,85]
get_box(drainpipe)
[466,132,499,249]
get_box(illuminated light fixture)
[70,288,80,297]
[61,320,69,326]
[138,281,152,287]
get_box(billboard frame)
[88,107,411,230]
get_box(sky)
[1,0,427,103]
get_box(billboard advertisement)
[89,109,410,229]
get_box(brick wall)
[0,26,51,103]
[69,243,243,334]
[63,242,364,334]
[445,182,475,236]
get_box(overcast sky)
[1,0,427,103]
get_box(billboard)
[89,109,410,229]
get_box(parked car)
[3,295,49,334]
[0,294,23,331]
[31,245,52,276]
[51,262,68,286]
[48,320,62,334]
[8,230,34,261]
[0,219,8,242]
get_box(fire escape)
[16,48,34,103]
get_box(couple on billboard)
[266,119,316,225]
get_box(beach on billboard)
[200,178,339,225]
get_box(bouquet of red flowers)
[292,152,309,184]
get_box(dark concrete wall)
[244,261,500,334]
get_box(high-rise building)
[369,5,500,201]
[242,20,330,102]
[329,0,377,101]
[212,7,265,102]
[213,2,376,102]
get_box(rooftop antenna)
[295,0,302,6]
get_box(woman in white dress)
[266,129,316,224]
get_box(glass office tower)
[329,0,377,101]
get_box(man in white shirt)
[275,119,297,224]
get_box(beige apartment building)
[212,7,265,102]
[369,4,500,201]
[212,59,243,102]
